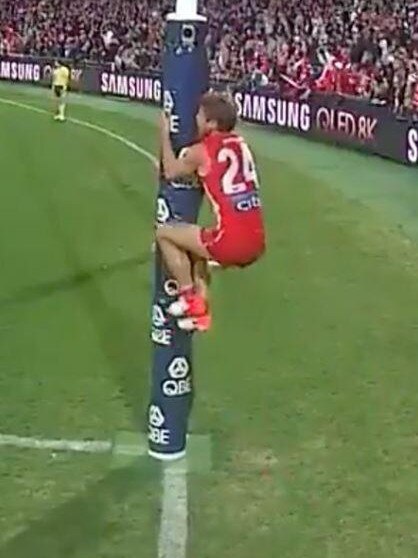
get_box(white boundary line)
[0,96,189,558]
[0,433,147,456]
[0,433,112,454]
[159,461,188,558]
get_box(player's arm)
[160,112,203,181]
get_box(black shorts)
[53,85,64,98]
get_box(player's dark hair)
[200,92,237,132]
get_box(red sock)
[179,285,194,297]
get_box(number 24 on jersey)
[218,142,260,195]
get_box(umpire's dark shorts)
[53,85,64,98]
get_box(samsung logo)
[0,60,41,82]
[233,92,311,131]
[100,73,161,102]
[407,128,418,164]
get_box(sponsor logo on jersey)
[232,191,262,212]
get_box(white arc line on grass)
[0,97,158,167]
[0,96,189,558]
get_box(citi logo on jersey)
[232,191,262,212]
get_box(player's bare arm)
[160,112,204,181]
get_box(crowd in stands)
[1,0,418,111]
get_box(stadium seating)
[1,0,418,110]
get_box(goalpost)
[147,0,209,461]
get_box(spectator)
[1,0,418,112]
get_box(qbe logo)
[149,405,165,427]
[163,89,180,134]
[164,279,179,297]
[151,328,172,346]
[151,304,172,346]
[407,128,418,164]
[162,356,192,397]
[168,357,189,378]
[152,304,166,328]
[156,197,170,224]
[148,405,170,446]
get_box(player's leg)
[191,256,211,299]
[157,235,194,291]
[156,224,210,319]
[53,87,65,121]
[156,224,210,261]
[58,89,67,121]
[155,223,211,288]
[53,87,60,119]
[182,256,212,331]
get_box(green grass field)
[0,82,417,558]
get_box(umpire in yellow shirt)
[52,61,71,122]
